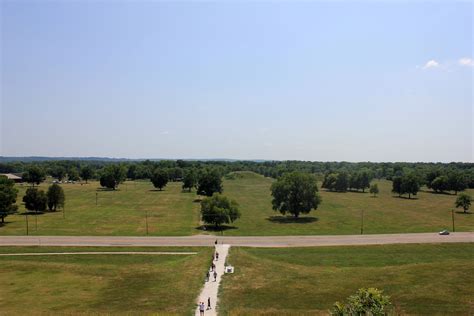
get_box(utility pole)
[452,209,455,232]
[360,209,364,235]
[96,192,98,206]
[25,214,29,236]
[145,211,149,235]
[63,205,65,219]
[35,211,38,231]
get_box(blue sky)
[1,1,472,162]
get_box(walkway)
[0,251,196,256]
[0,232,472,247]
[195,244,230,316]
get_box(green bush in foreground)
[332,288,391,316]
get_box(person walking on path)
[199,302,205,316]
[215,252,219,261]
[206,271,210,282]
[207,297,211,310]
[213,270,217,282]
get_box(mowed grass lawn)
[0,172,473,236]
[219,243,474,315]
[0,246,212,315]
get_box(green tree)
[99,165,127,190]
[68,168,80,181]
[369,183,379,197]
[332,288,391,316]
[455,193,471,213]
[431,176,448,193]
[270,172,322,218]
[50,166,66,181]
[197,169,223,196]
[200,194,240,228]
[182,169,197,192]
[401,173,420,199]
[447,172,467,195]
[335,172,349,192]
[46,183,65,211]
[23,165,45,186]
[151,168,169,191]
[0,176,18,223]
[23,188,47,213]
[392,176,402,197]
[80,165,94,183]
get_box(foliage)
[197,169,223,196]
[23,188,47,213]
[99,165,127,190]
[151,168,169,190]
[0,176,18,223]
[392,174,420,199]
[200,194,240,227]
[431,176,448,193]
[68,168,80,181]
[271,172,321,218]
[369,183,379,197]
[182,169,197,192]
[332,288,391,316]
[80,165,94,183]
[455,193,471,213]
[46,184,65,211]
[23,165,46,186]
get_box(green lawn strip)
[0,246,212,315]
[219,243,474,315]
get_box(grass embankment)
[219,243,474,315]
[0,246,212,315]
[0,172,472,236]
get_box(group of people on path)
[198,297,211,316]
[199,242,221,315]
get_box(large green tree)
[447,172,467,195]
[0,176,18,223]
[151,169,169,191]
[182,169,197,192]
[401,173,420,199]
[270,172,321,218]
[455,193,471,213]
[99,165,127,190]
[23,165,46,186]
[200,194,240,228]
[46,183,65,211]
[68,168,80,181]
[80,165,94,183]
[197,169,223,196]
[23,188,47,213]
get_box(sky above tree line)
[1,1,472,162]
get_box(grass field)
[0,246,212,315]
[0,172,472,236]
[219,243,474,315]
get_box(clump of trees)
[322,170,373,193]
[271,172,321,218]
[0,176,18,223]
[200,194,240,228]
[182,169,197,192]
[197,169,223,196]
[99,165,127,190]
[392,173,420,199]
[332,288,391,316]
[46,183,65,211]
[151,168,169,191]
[23,165,46,186]
[455,193,471,213]
[426,170,467,195]
[23,188,48,213]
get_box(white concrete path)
[195,244,230,316]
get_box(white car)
[439,230,450,235]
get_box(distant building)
[0,173,23,183]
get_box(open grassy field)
[0,246,212,315]
[0,172,472,236]
[219,243,474,315]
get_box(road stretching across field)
[0,232,472,247]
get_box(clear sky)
[1,1,472,162]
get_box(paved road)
[0,232,472,247]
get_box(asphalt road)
[0,232,472,247]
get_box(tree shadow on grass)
[392,195,419,200]
[96,188,116,192]
[424,190,455,196]
[148,189,164,192]
[193,198,203,203]
[19,211,45,216]
[195,225,237,232]
[266,216,318,224]
[455,211,472,215]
